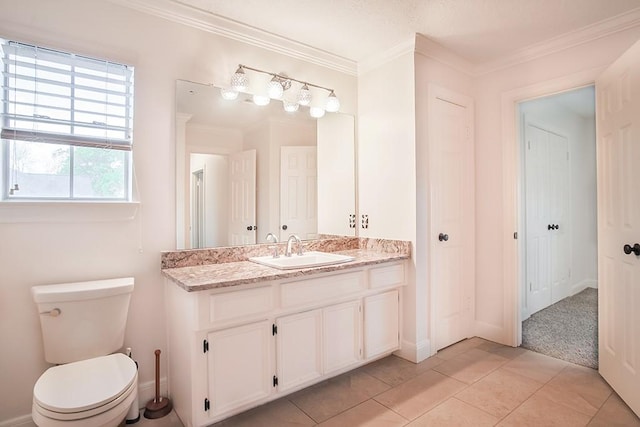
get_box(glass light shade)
[253,94,270,106]
[267,78,284,99]
[283,100,299,113]
[325,91,340,112]
[297,84,312,106]
[230,67,248,92]
[220,87,239,100]
[309,106,325,118]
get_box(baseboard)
[137,376,168,409]
[474,320,510,346]
[0,379,167,427]
[571,279,598,296]
[0,415,36,427]
[394,338,431,363]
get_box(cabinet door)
[276,309,323,392]
[364,290,399,359]
[207,320,273,417]
[323,300,362,374]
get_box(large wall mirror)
[175,80,356,249]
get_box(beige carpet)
[521,288,598,369]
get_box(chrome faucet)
[265,233,279,258]
[285,234,303,257]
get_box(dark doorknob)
[548,224,553,230]
[246,225,256,231]
[282,224,288,230]
[554,224,559,230]
[623,243,640,256]
[438,233,449,242]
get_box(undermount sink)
[249,251,355,270]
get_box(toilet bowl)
[32,353,138,427]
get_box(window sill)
[0,201,140,223]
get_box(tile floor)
[142,338,640,427]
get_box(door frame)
[502,67,603,346]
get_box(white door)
[229,150,256,245]
[364,290,399,359]
[323,300,362,374]
[429,85,475,351]
[524,123,571,316]
[596,39,640,417]
[276,309,323,392]
[280,146,317,241]
[207,321,273,417]
[548,132,571,303]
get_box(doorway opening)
[517,86,598,368]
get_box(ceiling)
[169,0,640,66]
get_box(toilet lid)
[34,353,137,413]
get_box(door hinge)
[514,232,518,239]
[529,282,532,291]
[203,339,209,353]
[204,398,210,412]
[272,324,277,336]
[273,375,278,387]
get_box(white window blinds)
[1,40,133,150]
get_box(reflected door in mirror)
[229,149,257,245]
[280,146,317,241]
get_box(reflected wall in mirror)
[175,80,355,249]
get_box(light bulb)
[220,87,238,100]
[325,91,340,112]
[309,106,325,118]
[267,76,284,99]
[230,66,248,92]
[298,84,311,106]
[253,94,270,106]
[283,99,299,113]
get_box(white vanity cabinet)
[165,260,406,427]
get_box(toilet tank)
[32,277,134,364]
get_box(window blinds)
[1,40,133,150]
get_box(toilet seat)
[33,353,137,421]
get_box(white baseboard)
[0,415,36,427]
[474,320,510,346]
[0,378,168,426]
[394,338,431,363]
[571,279,598,296]
[137,376,168,409]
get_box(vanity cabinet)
[165,261,405,427]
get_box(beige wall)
[0,0,356,422]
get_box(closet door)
[525,122,570,316]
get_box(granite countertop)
[162,249,409,292]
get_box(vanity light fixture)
[223,63,340,116]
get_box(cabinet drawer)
[369,263,404,289]
[281,271,365,308]
[199,286,273,328]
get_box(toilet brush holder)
[143,349,172,419]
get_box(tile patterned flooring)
[147,338,640,427]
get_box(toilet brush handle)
[154,349,161,402]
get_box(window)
[1,40,134,200]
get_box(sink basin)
[249,251,355,270]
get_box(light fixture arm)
[238,64,335,94]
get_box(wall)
[0,0,357,423]
[519,91,598,303]
[474,26,640,344]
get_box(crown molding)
[105,0,357,76]
[357,37,415,76]
[474,7,640,75]
[414,34,474,76]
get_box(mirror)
[175,80,355,249]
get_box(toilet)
[31,278,138,427]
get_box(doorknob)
[246,225,256,231]
[623,243,640,256]
[553,224,559,230]
[282,224,288,230]
[438,233,449,242]
[548,224,553,230]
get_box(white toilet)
[31,278,138,427]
